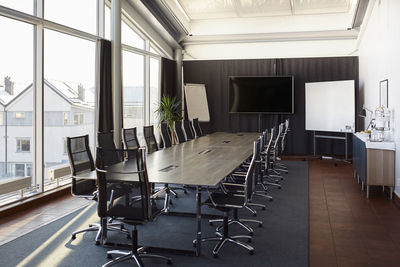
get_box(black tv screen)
[228,76,294,113]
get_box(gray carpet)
[0,161,309,267]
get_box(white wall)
[358,0,400,196]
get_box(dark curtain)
[161,57,177,97]
[97,39,113,133]
[183,57,359,155]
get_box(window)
[0,2,162,206]
[122,20,145,49]
[150,46,159,55]
[63,112,69,125]
[0,0,34,15]
[123,51,145,139]
[150,57,160,125]
[15,112,25,119]
[15,164,25,177]
[74,114,79,125]
[44,29,95,186]
[0,16,33,193]
[16,138,30,153]
[44,0,97,34]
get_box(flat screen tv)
[228,76,294,114]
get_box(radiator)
[0,176,31,195]
[48,164,71,180]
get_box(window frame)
[0,0,164,207]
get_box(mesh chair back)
[244,139,259,203]
[281,119,289,152]
[66,135,96,197]
[123,127,140,159]
[143,125,159,153]
[96,147,153,221]
[183,120,194,140]
[123,127,140,149]
[160,123,172,148]
[192,118,203,137]
[174,121,186,144]
[98,132,121,166]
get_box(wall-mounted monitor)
[228,76,294,114]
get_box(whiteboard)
[184,83,210,122]
[305,80,355,132]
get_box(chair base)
[71,222,130,245]
[103,225,172,267]
[103,248,172,267]
[197,212,254,257]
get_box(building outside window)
[16,138,30,153]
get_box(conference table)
[75,132,260,256]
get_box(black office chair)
[173,121,186,144]
[66,135,129,245]
[143,125,159,153]
[193,140,258,257]
[160,123,172,148]
[96,147,172,267]
[143,125,187,210]
[210,137,264,235]
[182,120,194,141]
[270,123,288,175]
[192,118,203,138]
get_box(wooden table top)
[74,132,260,187]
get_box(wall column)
[111,0,122,147]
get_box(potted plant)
[155,95,182,144]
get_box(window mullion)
[34,0,44,192]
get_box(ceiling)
[177,0,355,20]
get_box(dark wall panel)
[183,56,359,155]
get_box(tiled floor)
[1,160,400,266]
[309,160,400,267]
[0,194,90,246]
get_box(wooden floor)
[309,160,400,267]
[1,160,400,266]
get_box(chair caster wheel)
[278,187,282,190]
[71,235,76,240]
[249,250,254,255]
[247,238,252,243]
[253,213,257,217]
[262,207,266,210]
[269,198,273,202]
[126,234,131,239]
[259,223,263,227]
[193,242,197,248]
[107,254,112,259]
[95,240,100,246]
[249,232,254,236]
[213,253,218,258]
[174,195,178,198]
[184,191,188,194]
[167,259,172,265]
[209,222,213,226]
[120,225,125,230]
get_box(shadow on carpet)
[0,160,309,267]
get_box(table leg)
[390,187,393,200]
[196,186,202,256]
[366,185,370,199]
